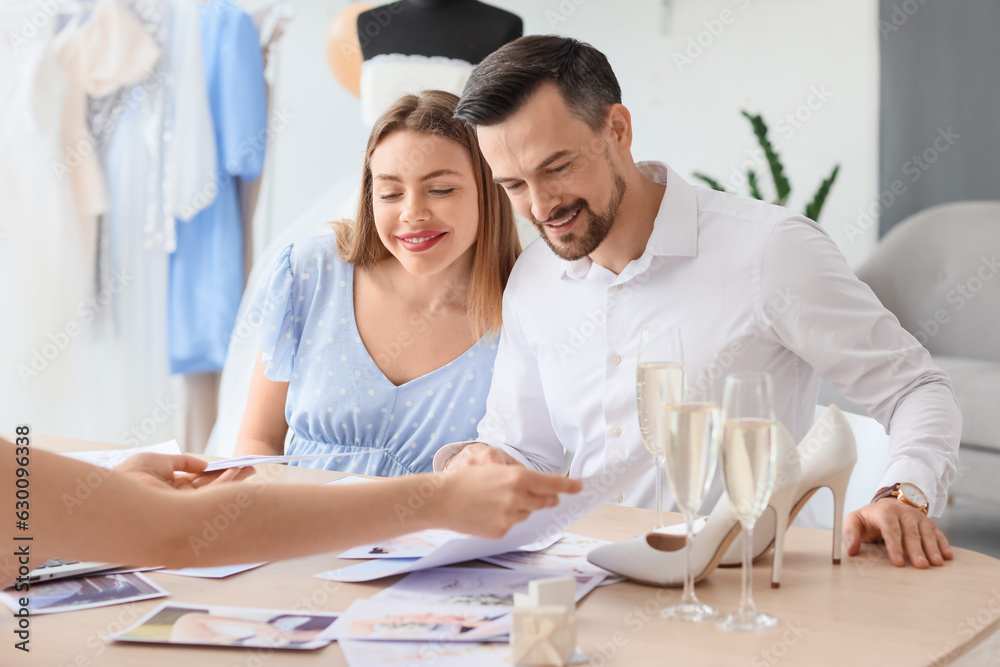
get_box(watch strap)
[871,483,900,504]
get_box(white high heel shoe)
[587,405,857,588]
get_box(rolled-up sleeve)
[760,217,961,516]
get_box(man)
[435,35,962,569]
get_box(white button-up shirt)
[434,162,961,516]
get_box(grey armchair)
[819,201,1000,503]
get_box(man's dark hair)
[454,35,622,131]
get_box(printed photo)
[1,572,167,615]
[480,533,613,576]
[112,602,340,650]
[331,599,509,642]
[373,566,604,607]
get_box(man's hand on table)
[843,499,954,568]
[444,442,523,470]
[115,453,254,491]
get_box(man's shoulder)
[693,186,827,247]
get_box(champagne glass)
[636,326,684,531]
[716,373,780,631]
[659,377,722,621]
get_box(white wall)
[253,0,880,267]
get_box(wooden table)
[4,435,1000,666]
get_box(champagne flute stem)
[740,519,757,615]
[682,510,697,603]
[655,455,665,530]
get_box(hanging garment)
[168,0,267,375]
[0,0,161,439]
[89,0,218,446]
[54,0,159,277]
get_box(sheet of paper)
[339,530,562,561]
[480,533,613,577]
[339,529,471,559]
[110,602,339,650]
[157,562,266,579]
[330,599,509,642]
[203,450,388,472]
[1,573,167,615]
[372,566,605,607]
[61,440,182,468]
[316,468,642,583]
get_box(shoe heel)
[767,490,795,589]
[826,467,853,565]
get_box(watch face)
[900,482,927,506]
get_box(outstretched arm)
[3,440,580,586]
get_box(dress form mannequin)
[358,0,522,64]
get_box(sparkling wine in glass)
[659,380,721,622]
[716,372,780,632]
[636,326,684,531]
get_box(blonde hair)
[334,90,520,338]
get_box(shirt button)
[610,355,621,365]
[614,493,624,503]
[611,426,622,437]
[614,284,623,291]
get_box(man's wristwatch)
[872,482,929,515]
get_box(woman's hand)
[115,453,254,491]
[433,465,582,539]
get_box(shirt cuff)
[432,439,538,472]
[878,458,944,517]
[432,441,474,472]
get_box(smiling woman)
[233,91,520,477]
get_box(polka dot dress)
[253,234,497,476]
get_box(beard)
[531,169,627,262]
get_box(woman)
[235,90,520,476]
[1,440,579,587]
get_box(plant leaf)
[804,164,840,222]
[692,172,728,193]
[746,169,764,200]
[742,110,791,205]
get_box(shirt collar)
[561,161,699,280]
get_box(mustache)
[531,199,588,225]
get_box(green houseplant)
[694,111,840,223]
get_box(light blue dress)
[254,234,498,476]
[168,0,267,374]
